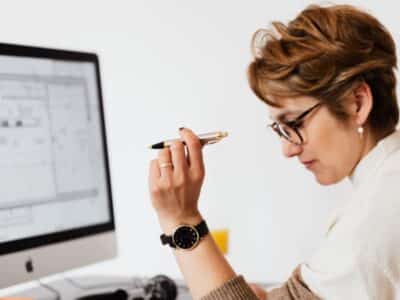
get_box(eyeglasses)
[268,102,323,145]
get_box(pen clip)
[202,137,221,145]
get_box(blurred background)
[0,0,398,284]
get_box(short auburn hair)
[248,4,398,139]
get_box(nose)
[281,138,302,158]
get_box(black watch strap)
[195,220,208,237]
[160,220,209,249]
[160,233,176,248]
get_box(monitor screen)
[0,43,116,287]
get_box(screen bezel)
[0,42,116,255]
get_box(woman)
[149,4,400,300]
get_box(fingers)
[170,141,188,174]
[150,128,204,184]
[157,148,173,179]
[149,159,161,180]
[148,159,160,195]
[179,128,205,180]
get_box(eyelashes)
[285,120,304,129]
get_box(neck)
[360,130,378,159]
[349,128,378,177]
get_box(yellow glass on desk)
[210,229,229,254]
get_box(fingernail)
[179,127,185,131]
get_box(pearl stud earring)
[357,126,364,137]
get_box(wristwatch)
[160,220,209,250]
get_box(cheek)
[306,114,340,155]
[307,114,356,173]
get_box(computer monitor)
[0,43,117,288]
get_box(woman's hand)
[249,283,267,300]
[149,128,205,233]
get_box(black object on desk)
[76,289,128,300]
[75,274,178,300]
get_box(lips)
[301,160,315,169]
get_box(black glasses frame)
[268,102,323,145]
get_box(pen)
[149,131,228,149]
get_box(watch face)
[173,225,200,250]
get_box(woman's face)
[268,95,364,185]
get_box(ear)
[350,82,373,126]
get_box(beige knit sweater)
[201,266,321,300]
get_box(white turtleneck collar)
[348,129,400,189]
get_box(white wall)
[1,0,399,284]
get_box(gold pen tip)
[220,131,228,138]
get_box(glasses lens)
[277,123,302,144]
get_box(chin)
[314,173,345,186]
